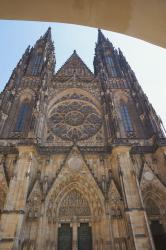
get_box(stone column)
[72,221,78,250]
[0,145,37,250]
[104,214,113,250]
[92,220,98,250]
[36,203,48,250]
[0,154,8,213]
[112,146,155,250]
[54,222,58,250]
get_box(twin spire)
[37,27,108,52]
[16,27,125,78]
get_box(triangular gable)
[140,163,166,193]
[49,145,93,179]
[55,50,94,78]
[27,179,43,201]
[108,179,121,202]
[46,145,104,197]
[26,179,43,219]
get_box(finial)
[73,49,76,53]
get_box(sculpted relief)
[59,189,91,217]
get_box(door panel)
[150,220,166,250]
[58,223,72,250]
[78,223,92,250]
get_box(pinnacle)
[97,29,107,43]
[43,26,52,41]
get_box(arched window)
[31,53,43,76]
[120,105,134,132]
[106,56,117,77]
[26,52,44,76]
[15,102,30,132]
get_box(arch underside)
[0,0,166,48]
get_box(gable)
[55,50,94,78]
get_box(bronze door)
[58,223,72,250]
[78,223,92,250]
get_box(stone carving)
[68,156,83,171]
[52,93,95,105]
[143,171,154,181]
[49,100,102,141]
[27,182,42,219]
[59,189,91,217]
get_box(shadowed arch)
[142,186,166,218]
[48,87,102,114]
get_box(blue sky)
[0,20,166,128]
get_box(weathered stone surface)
[0,29,165,250]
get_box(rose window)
[49,100,102,141]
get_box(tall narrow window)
[106,56,117,77]
[26,53,44,76]
[31,54,43,76]
[120,105,134,132]
[15,103,30,132]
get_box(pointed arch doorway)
[57,189,93,250]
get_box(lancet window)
[120,105,134,132]
[106,56,117,77]
[15,102,30,132]
[26,52,44,76]
[31,53,43,76]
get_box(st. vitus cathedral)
[0,28,166,250]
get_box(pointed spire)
[17,45,30,66]
[34,27,52,47]
[118,48,131,71]
[43,27,52,41]
[98,29,107,43]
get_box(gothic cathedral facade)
[0,28,166,250]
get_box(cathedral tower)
[0,28,166,250]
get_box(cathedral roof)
[55,50,94,78]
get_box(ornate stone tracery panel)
[59,189,91,217]
[48,99,102,141]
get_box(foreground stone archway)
[0,0,166,48]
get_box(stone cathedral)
[0,28,166,250]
